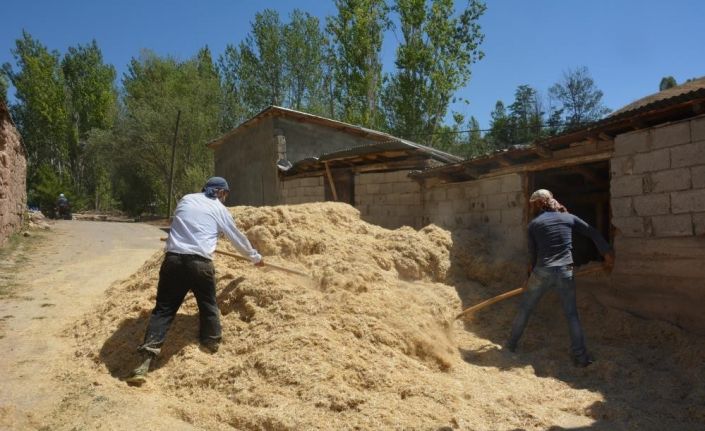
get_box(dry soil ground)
[0,220,187,430]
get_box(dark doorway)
[324,168,355,205]
[529,161,611,265]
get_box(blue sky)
[2,0,704,129]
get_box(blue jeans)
[506,265,587,359]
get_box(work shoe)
[574,353,594,368]
[200,340,220,354]
[125,352,154,386]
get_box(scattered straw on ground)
[69,202,704,430]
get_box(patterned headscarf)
[202,176,230,199]
[529,189,567,213]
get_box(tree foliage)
[659,76,677,91]
[113,49,221,215]
[327,0,390,128]
[548,66,610,130]
[0,74,8,105]
[61,40,117,196]
[218,9,329,129]
[384,0,485,143]
[2,31,69,186]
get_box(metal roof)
[282,140,462,176]
[208,105,459,161]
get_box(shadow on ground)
[99,277,246,379]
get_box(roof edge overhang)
[415,89,705,183]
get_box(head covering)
[529,189,552,203]
[59,193,65,198]
[530,188,567,213]
[202,176,229,199]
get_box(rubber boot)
[125,351,155,386]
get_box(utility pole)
[166,110,181,218]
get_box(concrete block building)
[207,106,462,228]
[210,78,705,333]
[412,77,705,333]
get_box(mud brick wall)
[0,103,26,247]
[280,176,325,205]
[605,114,705,333]
[422,173,527,262]
[354,171,422,229]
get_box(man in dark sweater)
[505,189,614,367]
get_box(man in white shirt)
[127,177,263,385]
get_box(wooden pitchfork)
[159,237,310,278]
[455,263,605,321]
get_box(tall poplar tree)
[327,0,389,128]
[284,10,327,111]
[2,31,68,184]
[62,40,117,195]
[383,0,485,143]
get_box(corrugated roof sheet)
[281,140,462,175]
[609,77,705,118]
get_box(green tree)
[284,10,327,111]
[2,31,69,186]
[465,115,488,157]
[217,44,247,131]
[239,9,286,110]
[508,84,543,144]
[327,0,390,128]
[218,10,329,127]
[383,0,485,143]
[61,40,117,196]
[116,49,220,215]
[659,76,677,91]
[0,74,8,105]
[548,66,610,130]
[486,101,512,149]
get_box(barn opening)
[529,161,611,266]
[324,167,355,205]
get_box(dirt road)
[0,220,175,429]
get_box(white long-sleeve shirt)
[165,193,262,263]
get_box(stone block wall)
[354,171,422,228]
[605,114,705,333]
[422,173,526,259]
[280,176,325,204]
[611,115,705,238]
[0,103,26,247]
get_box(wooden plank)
[534,144,552,158]
[353,158,428,173]
[477,152,612,179]
[324,162,338,201]
[496,156,513,167]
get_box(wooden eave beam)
[463,166,481,178]
[477,151,612,179]
[694,102,704,115]
[572,165,608,186]
[496,155,513,167]
[534,143,552,158]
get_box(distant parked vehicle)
[55,194,72,220]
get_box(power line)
[398,118,592,138]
